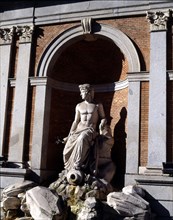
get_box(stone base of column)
[2,161,30,169]
[0,167,30,190]
[144,166,163,175]
[125,173,173,218]
[0,156,7,167]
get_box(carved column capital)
[146,10,170,31]
[16,25,34,42]
[0,27,15,43]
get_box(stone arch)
[37,23,140,77]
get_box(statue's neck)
[84,98,92,104]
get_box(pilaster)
[146,10,170,171]
[0,27,15,164]
[30,77,52,181]
[8,25,34,166]
[126,72,149,174]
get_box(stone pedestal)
[135,175,173,218]
[0,168,30,190]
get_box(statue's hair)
[79,84,94,99]
[79,84,94,92]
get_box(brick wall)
[34,23,77,76]
[101,16,150,71]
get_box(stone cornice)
[146,10,171,31]
[127,72,149,82]
[0,1,172,26]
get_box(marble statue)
[63,84,107,172]
[63,83,115,184]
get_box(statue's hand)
[63,136,68,144]
[99,119,106,131]
[99,122,104,131]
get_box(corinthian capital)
[16,25,34,42]
[146,10,170,31]
[0,27,15,43]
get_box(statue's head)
[79,84,94,100]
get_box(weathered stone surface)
[107,186,151,219]
[2,196,21,210]
[5,209,18,219]
[26,186,63,220]
[77,197,98,220]
[16,217,33,220]
[2,180,36,197]
[122,185,145,197]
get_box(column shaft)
[126,81,140,173]
[31,81,51,170]
[8,41,32,163]
[148,31,167,167]
[0,44,12,157]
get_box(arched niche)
[37,23,140,77]
[33,22,141,185]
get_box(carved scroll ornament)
[0,27,14,43]
[16,25,34,42]
[146,10,170,31]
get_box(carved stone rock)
[25,186,64,220]
[107,186,151,219]
[2,180,36,197]
[2,196,21,210]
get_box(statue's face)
[80,89,90,100]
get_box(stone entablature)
[146,10,171,31]
[0,1,172,26]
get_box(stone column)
[0,27,15,164]
[30,77,52,181]
[126,81,140,174]
[146,11,170,170]
[8,26,34,166]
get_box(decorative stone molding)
[146,10,170,31]
[29,77,128,92]
[16,25,34,42]
[37,24,140,77]
[127,72,149,82]
[81,17,92,34]
[168,71,173,81]
[30,77,48,86]
[0,27,15,43]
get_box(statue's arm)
[98,103,107,132]
[69,104,81,134]
[63,104,80,143]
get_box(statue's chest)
[80,104,98,115]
